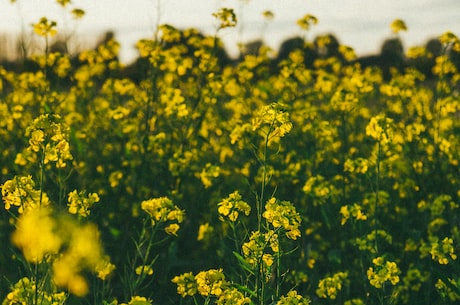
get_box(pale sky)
[1,0,459,63]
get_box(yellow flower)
[366,114,394,145]
[217,191,251,222]
[123,296,153,305]
[67,190,100,217]
[135,265,154,276]
[172,272,197,297]
[1,175,50,213]
[195,269,226,297]
[217,287,251,305]
[276,290,311,305]
[367,257,400,288]
[263,197,301,240]
[96,258,116,280]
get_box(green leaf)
[233,251,255,275]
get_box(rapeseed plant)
[2,3,460,305]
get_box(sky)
[1,0,460,63]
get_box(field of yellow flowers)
[1,3,460,305]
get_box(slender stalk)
[374,139,381,254]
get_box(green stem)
[374,139,381,254]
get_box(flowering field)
[1,2,460,305]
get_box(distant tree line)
[1,28,459,83]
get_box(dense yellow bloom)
[367,257,400,288]
[263,197,301,239]
[195,268,226,296]
[252,102,292,142]
[366,114,394,145]
[24,114,73,168]
[242,230,279,269]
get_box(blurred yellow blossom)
[316,272,348,299]
[33,17,57,37]
[11,207,61,263]
[213,8,237,29]
[390,19,407,34]
[297,14,318,31]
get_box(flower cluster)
[316,271,349,300]
[217,191,251,222]
[1,175,50,213]
[263,197,301,239]
[367,257,401,288]
[11,206,114,296]
[140,197,184,235]
[3,277,66,305]
[242,230,279,273]
[21,114,73,168]
[420,236,457,264]
[67,189,100,217]
[339,203,367,225]
[276,290,311,305]
[172,269,227,297]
